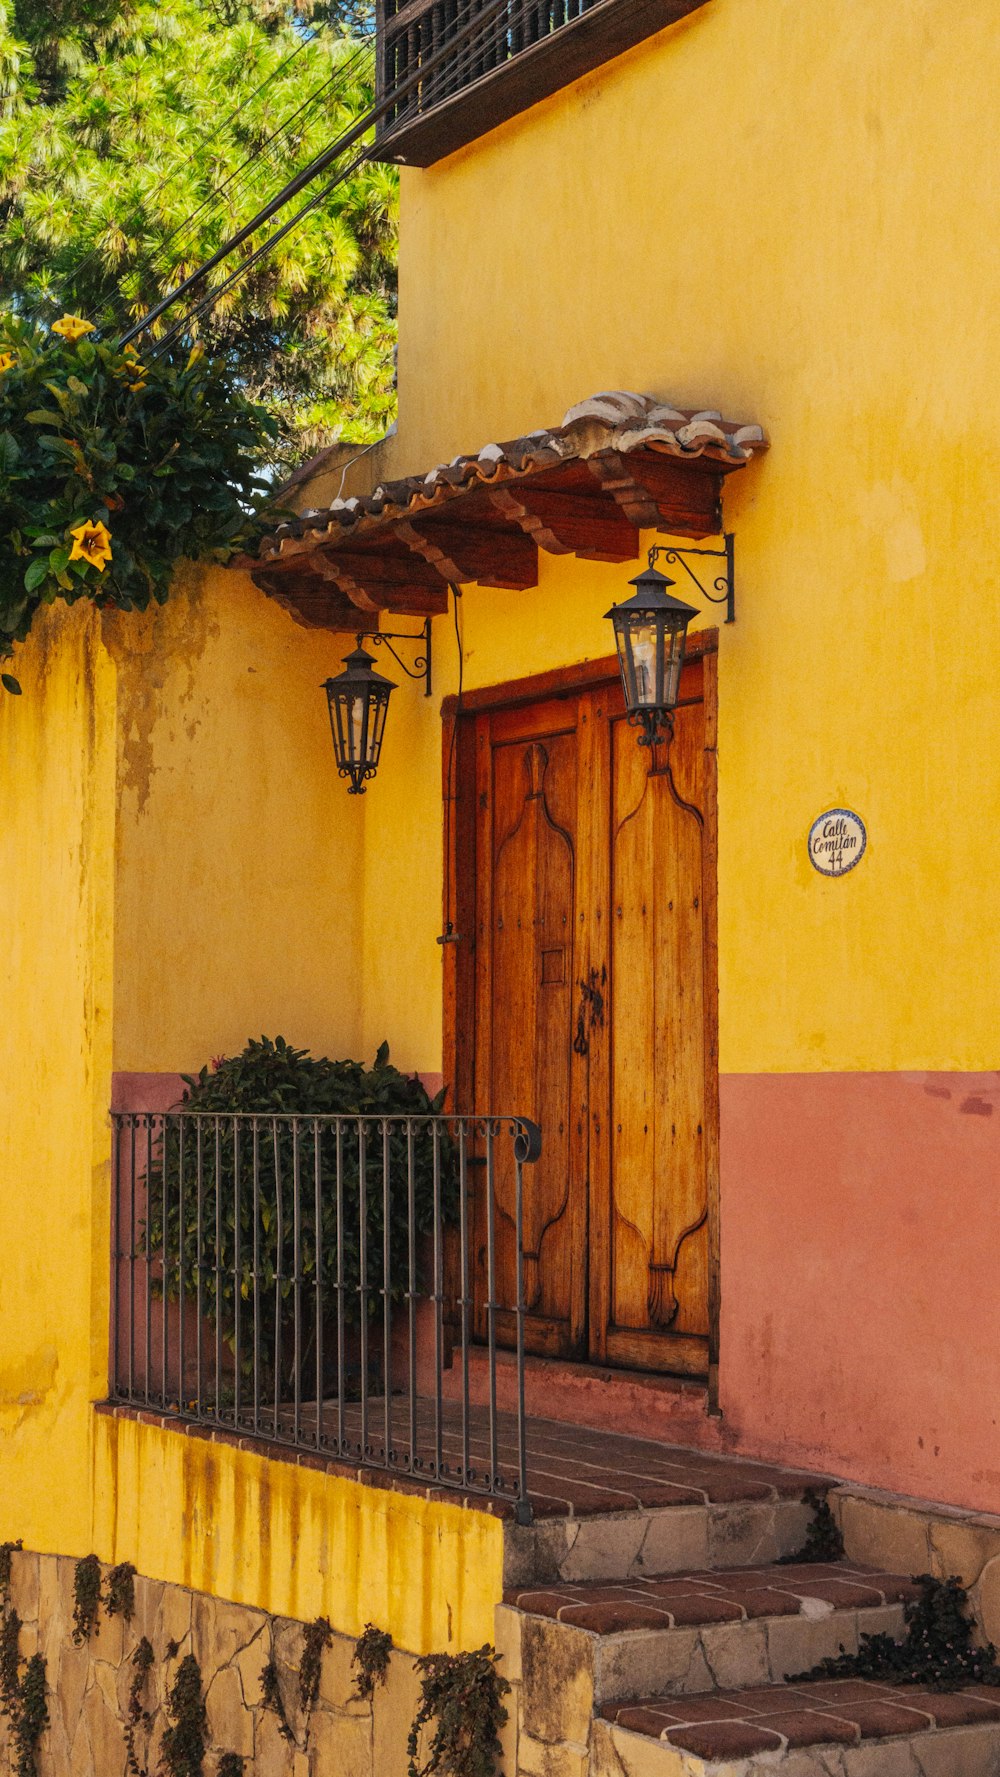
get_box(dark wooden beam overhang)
[243,394,767,633]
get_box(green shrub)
[142,1036,457,1399]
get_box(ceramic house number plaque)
[808,808,867,877]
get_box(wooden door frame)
[440,632,721,1394]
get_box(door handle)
[573,967,606,1055]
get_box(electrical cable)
[438,583,465,947]
[93,35,377,337]
[120,0,515,344]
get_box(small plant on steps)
[777,1487,845,1564]
[792,1573,1000,1692]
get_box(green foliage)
[161,1654,208,1777]
[72,1553,103,1644]
[300,1616,333,1717]
[793,1574,1000,1693]
[0,1602,48,1777]
[776,1488,845,1565]
[12,1653,47,1777]
[0,1608,20,1721]
[0,312,275,682]
[260,1659,294,1741]
[0,1542,22,1604]
[142,1036,457,1401]
[0,1,397,458]
[107,1560,137,1623]
[350,1622,391,1703]
[407,1646,510,1777]
[124,1637,155,1777]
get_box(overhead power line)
[120,0,515,347]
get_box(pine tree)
[0,0,397,461]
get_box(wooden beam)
[585,449,724,539]
[314,550,450,617]
[392,517,538,589]
[487,485,639,562]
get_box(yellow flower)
[127,380,147,393]
[68,519,113,572]
[0,352,15,373]
[51,315,96,343]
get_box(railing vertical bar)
[314,1120,324,1453]
[214,1116,223,1419]
[273,1118,283,1440]
[178,1115,187,1412]
[195,1119,204,1421]
[432,1123,444,1482]
[359,1120,369,1463]
[382,1119,393,1469]
[485,1121,499,1490]
[232,1118,241,1432]
[252,1119,261,1436]
[292,1117,302,1447]
[110,1114,121,1399]
[336,1120,345,1457]
[161,1118,169,1407]
[144,1115,153,1406]
[128,1114,136,1401]
[514,1141,530,1521]
[406,1119,417,1474]
[458,1121,471,1486]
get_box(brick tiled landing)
[598,1682,1000,1771]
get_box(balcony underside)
[376,0,711,166]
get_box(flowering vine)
[0,313,278,693]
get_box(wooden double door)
[462,651,718,1379]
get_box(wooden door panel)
[474,710,586,1357]
[606,680,710,1374]
[466,654,716,1380]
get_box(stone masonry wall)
[0,1550,430,1777]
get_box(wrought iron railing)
[377,0,607,141]
[109,1111,541,1522]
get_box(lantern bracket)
[648,534,735,625]
[359,618,432,696]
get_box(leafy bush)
[143,1036,457,1399]
[0,312,275,684]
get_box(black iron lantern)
[322,643,396,794]
[605,557,698,746]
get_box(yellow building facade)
[1,0,999,1762]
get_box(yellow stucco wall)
[107,565,366,1076]
[0,602,116,1553]
[354,0,1000,1079]
[93,1414,503,1652]
[0,582,499,1652]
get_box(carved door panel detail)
[600,684,711,1375]
[474,710,587,1357]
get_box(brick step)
[500,1560,917,1705]
[595,1679,1000,1775]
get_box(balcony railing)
[110,1110,541,1522]
[376,0,708,164]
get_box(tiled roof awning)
[244,392,767,631]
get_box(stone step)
[498,1424,835,1586]
[498,1561,917,1704]
[594,1680,1000,1776]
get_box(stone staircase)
[494,1446,1000,1777]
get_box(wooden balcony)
[376,0,710,165]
